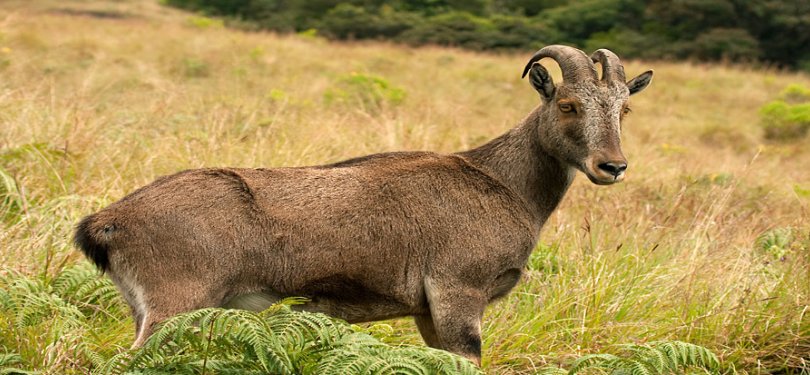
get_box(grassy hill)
[0,0,808,373]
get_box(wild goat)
[75,45,653,364]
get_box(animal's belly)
[290,275,422,322]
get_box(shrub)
[759,85,810,141]
[538,0,630,45]
[187,15,224,29]
[780,83,810,104]
[164,0,810,69]
[584,28,662,60]
[324,72,406,112]
[693,28,760,62]
[180,57,210,78]
[487,14,556,49]
[397,12,500,50]
[318,4,418,40]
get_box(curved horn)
[590,49,626,83]
[521,45,597,83]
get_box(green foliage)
[693,28,760,61]
[0,352,23,374]
[325,72,406,112]
[179,57,211,78]
[759,85,810,141]
[584,28,660,60]
[0,263,126,372]
[186,15,224,29]
[780,84,810,104]
[0,167,24,223]
[163,0,810,69]
[794,184,810,199]
[537,341,720,374]
[0,47,10,71]
[756,227,800,262]
[527,243,561,276]
[318,4,418,40]
[98,304,481,375]
[540,0,634,45]
[0,265,478,374]
[398,11,496,50]
[397,11,554,50]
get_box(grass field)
[0,0,808,373]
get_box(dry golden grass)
[0,0,808,373]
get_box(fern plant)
[97,301,481,375]
[0,263,126,372]
[538,341,720,375]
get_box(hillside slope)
[0,0,808,373]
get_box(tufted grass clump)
[179,57,211,78]
[759,84,810,141]
[325,72,406,112]
[186,15,223,29]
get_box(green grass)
[0,0,809,373]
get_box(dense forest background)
[166,0,810,70]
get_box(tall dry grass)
[0,0,808,373]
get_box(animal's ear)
[527,63,555,102]
[627,70,653,95]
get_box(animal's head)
[522,45,653,185]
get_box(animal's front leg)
[424,277,487,366]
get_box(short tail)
[74,214,111,273]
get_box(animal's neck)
[458,107,574,228]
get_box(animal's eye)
[559,103,576,113]
[622,107,632,115]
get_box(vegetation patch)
[324,72,406,112]
[0,264,479,374]
[164,0,810,70]
[100,304,481,374]
[538,341,719,374]
[759,84,810,141]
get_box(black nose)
[598,162,627,177]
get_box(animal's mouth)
[584,169,625,185]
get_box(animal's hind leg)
[107,273,148,347]
[424,277,487,366]
[131,281,226,348]
[414,314,442,348]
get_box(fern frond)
[565,341,720,375]
[97,303,482,375]
[650,341,719,371]
[0,351,24,375]
[569,353,620,374]
[535,367,568,375]
[622,358,657,375]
